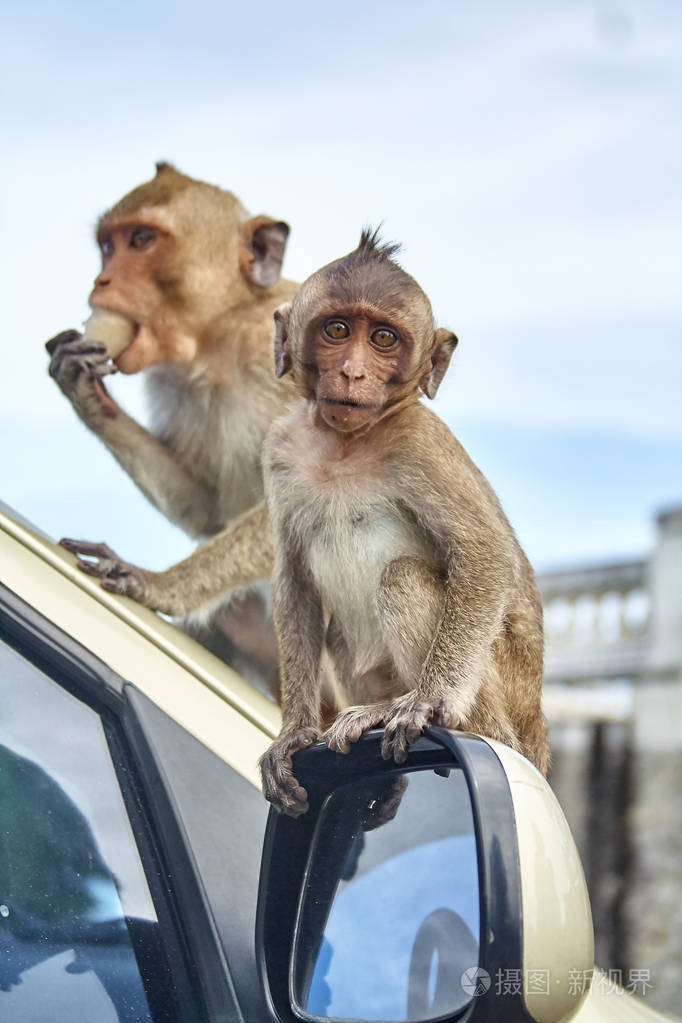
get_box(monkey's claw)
[47,331,117,392]
[259,727,320,817]
[324,702,389,754]
[381,693,461,764]
[45,329,82,355]
[60,539,148,602]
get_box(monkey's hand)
[324,701,391,754]
[259,727,321,818]
[381,693,461,764]
[46,330,119,420]
[59,539,149,603]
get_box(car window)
[0,637,167,1021]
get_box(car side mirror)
[256,729,594,1023]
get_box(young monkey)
[259,230,549,816]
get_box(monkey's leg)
[376,557,463,763]
[318,623,347,730]
[185,588,281,699]
[323,619,394,748]
[261,550,326,816]
[378,556,445,680]
[464,672,524,754]
[492,610,550,776]
[60,502,273,616]
[378,559,546,769]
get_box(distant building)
[537,506,682,1012]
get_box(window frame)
[0,581,242,1023]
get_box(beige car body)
[0,506,675,1023]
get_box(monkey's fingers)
[432,697,462,730]
[99,571,147,601]
[269,781,310,818]
[259,729,319,816]
[60,540,148,601]
[258,731,317,785]
[259,758,309,816]
[324,703,389,753]
[45,329,82,354]
[50,340,118,381]
[381,698,434,764]
[60,539,121,561]
[382,728,410,764]
[76,559,113,578]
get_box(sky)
[1,0,680,574]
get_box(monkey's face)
[302,307,419,433]
[274,239,458,424]
[87,172,287,376]
[89,215,202,373]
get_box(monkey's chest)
[305,500,431,673]
[147,369,265,527]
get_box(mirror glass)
[292,767,479,1022]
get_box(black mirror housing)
[256,728,535,1023]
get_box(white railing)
[537,559,650,689]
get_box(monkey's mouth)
[111,321,142,365]
[85,305,140,362]
[321,397,376,411]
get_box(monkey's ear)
[239,216,290,288]
[273,303,293,378]
[420,328,459,399]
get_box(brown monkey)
[47,163,297,680]
[257,229,549,816]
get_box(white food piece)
[83,310,136,359]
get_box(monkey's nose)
[342,359,365,380]
[93,267,113,289]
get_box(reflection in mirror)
[293,768,479,1022]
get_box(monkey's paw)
[259,727,321,817]
[324,702,390,754]
[47,330,117,389]
[381,693,462,764]
[46,330,118,420]
[60,539,148,602]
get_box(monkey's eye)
[100,236,114,260]
[323,320,350,341]
[371,328,398,349]
[129,227,156,249]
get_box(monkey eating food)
[82,309,137,360]
[47,163,297,686]
[258,229,549,816]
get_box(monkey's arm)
[47,331,220,536]
[61,501,273,616]
[382,537,509,762]
[259,542,325,816]
[378,439,513,762]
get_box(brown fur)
[47,164,298,685]
[258,230,549,816]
